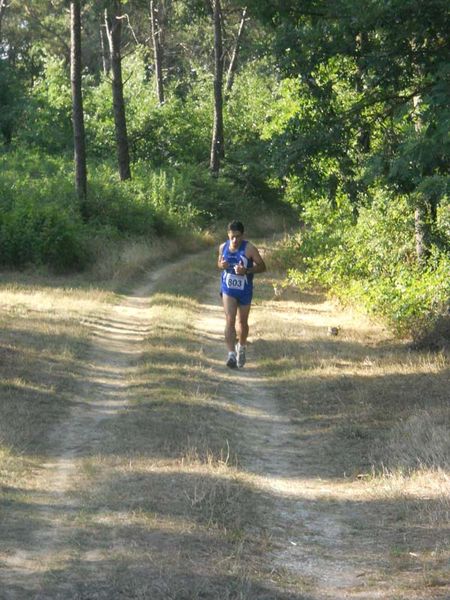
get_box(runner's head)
[227,220,244,234]
[227,220,244,250]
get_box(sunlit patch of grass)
[0,278,112,479]
[0,446,33,486]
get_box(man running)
[218,220,266,368]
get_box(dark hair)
[227,220,244,233]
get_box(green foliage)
[0,61,26,145]
[0,149,249,272]
[0,150,87,270]
[0,201,88,272]
[83,51,211,165]
[19,55,72,152]
[347,256,450,338]
[222,60,286,200]
[131,90,211,166]
[284,190,450,338]
[85,162,203,235]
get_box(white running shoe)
[236,343,246,368]
[226,352,238,369]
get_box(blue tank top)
[221,240,254,296]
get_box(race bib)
[225,273,246,290]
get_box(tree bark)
[150,0,164,105]
[0,0,8,42]
[105,2,131,181]
[99,23,109,75]
[355,31,370,153]
[70,0,87,203]
[412,93,429,265]
[209,0,224,176]
[225,6,246,96]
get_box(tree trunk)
[414,200,428,266]
[0,0,8,42]
[412,93,429,265]
[99,23,109,75]
[70,0,87,203]
[209,0,224,176]
[105,2,131,181]
[355,31,370,153]
[150,0,164,105]
[225,7,246,96]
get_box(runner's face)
[228,230,243,250]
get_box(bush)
[18,56,73,152]
[0,149,247,272]
[0,200,88,272]
[282,188,450,339]
[84,52,211,166]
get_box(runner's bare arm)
[217,243,229,269]
[245,243,266,274]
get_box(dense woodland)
[0,0,449,340]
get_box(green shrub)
[0,149,241,272]
[341,255,450,338]
[84,52,211,166]
[282,188,450,339]
[0,200,88,272]
[18,56,72,152]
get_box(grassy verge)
[0,282,112,462]
[252,251,450,597]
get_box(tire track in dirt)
[0,254,198,600]
[196,281,382,599]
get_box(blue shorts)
[221,288,253,306]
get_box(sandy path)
[2,252,445,599]
[0,256,194,599]
[196,282,383,599]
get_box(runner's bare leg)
[237,303,251,345]
[222,294,238,352]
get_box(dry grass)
[69,255,266,597]
[2,251,273,599]
[88,231,212,283]
[248,258,450,598]
[0,281,112,467]
[1,238,448,599]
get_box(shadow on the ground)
[0,467,447,599]
[1,268,449,600]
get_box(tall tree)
[247,0,449,260]
[70,0,87,203]
[150,0,164,104]
[105,0,131,181]
[209,0,225,176]
[355,31,370,155]
[225,5,246,95]
[0,0,8,42]
[99,20,109,75]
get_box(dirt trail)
[197,283,377,600]
[1,250,447,599]
[0,256,194,599]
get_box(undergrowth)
[275,186,450,341]
[0,149,250,273]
